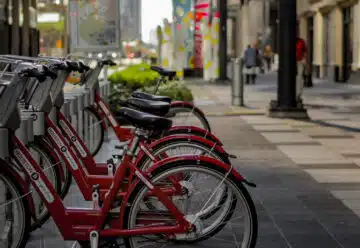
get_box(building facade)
[298,0,359,83]
[120,0,141,41]
[0,0,39,56]
[228,0,277,58]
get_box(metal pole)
[277,0,297,108]
[218,0,228,81]
[231,58,244,106]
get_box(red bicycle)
[1,56,237,232]
[77,60,221,156]
[0,63,258,248]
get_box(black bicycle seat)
[116,107,172,131]
[150,66,177,78]
[125,97,170,116]
[131,91,172,103]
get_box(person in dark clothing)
[243,44,259,84]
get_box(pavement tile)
[260,132,318,145]
[277,145,349,164]
[252,124,299,132]
[304,169,360,183]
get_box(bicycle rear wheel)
[83,107,104,157]
[167,106,211,132]
[0,164,30,248]
[123,161,258,248]
[27,143,61,231]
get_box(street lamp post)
[267,0,309,119]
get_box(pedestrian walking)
[243,44,260,84]
[263,44,273,73]
[296,36,309,100]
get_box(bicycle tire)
[0,162,30,248]
[136,138,231,219]
[27,143,62,231]
[33,137,72,199]
[84,107,105,157]
[136,138,230,170]
[167,106,211,132]
[123,160,258,248]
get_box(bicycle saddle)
[124,97,170,117]
[131,91,172,103]
[116,107,172,131]
[150,66,177,78]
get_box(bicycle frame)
[56,107,228,177]
[94,92,223,145]
[11,133,196,241]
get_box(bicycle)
[0,56,241,233]
[0,63,258,248]
[108,65,212,131]
[75,59,222,157]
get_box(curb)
[205,111,266,117]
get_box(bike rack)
[64,95,79,134]
[60,100,71,120]
[15,115,31,145]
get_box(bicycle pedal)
[107,159,116,176]
[89,231,99,248]
[92,184,101,210]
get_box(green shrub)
[108,63,160,90]
[108,64,193,106]
[143,81,194,102]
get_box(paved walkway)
[24,74,360,247]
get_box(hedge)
[108,64,193,102]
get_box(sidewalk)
[185,72,360,128]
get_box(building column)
[352,2,360,69]
[22,0,30,56]
[268,0,308,119]
[313,11,323,78]
[248,0,264,45]
[333,6,343,82]
[236,7,242,57]
[11,0,20,54]
[240,3,249,53]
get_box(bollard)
[231,58,244,106]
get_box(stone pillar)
[352,2,360,69]
[22,0,30,55]
[313,11,323,78]
[248,0,264,45]
[236,7,242,57]
[334,7,343,81]
[240,3,249,53]
[11,0,20,54]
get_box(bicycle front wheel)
[124,161,258,248]
[0,164,30,248]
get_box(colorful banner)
[194,0,210,69]
[172,0,194,68]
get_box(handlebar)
[49,61,71,72]
[41,65,58,79]
[18,67,47,82]
[100,59,117,67]
[78,61,90,72]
